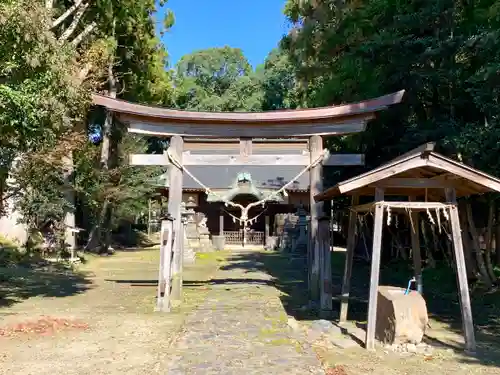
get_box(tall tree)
[174,46,263,111]
[76,0,175,252]
[258,48,299,111]
[1,1,175,252]
[282,0,500,283]
[0,1,88,216]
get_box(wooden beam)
[309,135,324,302]
[338,157,428,194]
[409,196,423,294]
[129,153,166,166]
[371,177,457,189]
[94,90,404,124]
[352,201,452,213]
[184,140,309,153]
[126,118,368,138]
[445,188,476,353]
[339,195,359,324]
[430,173,485,196]
[428,154,500,193]
[389,142,435,164]
[129,152,365,167]
[366,188,384,350]
[168,136,184,302]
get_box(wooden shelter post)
[365,187,385,350]
[309,135,324,301]
[409,196,423,293]
[168,135,184,302]
[445,188,476,352]
[313,144,500,351]
[339,195,359,324]
[319,216,333,317]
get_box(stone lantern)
[184,198,199,250]
[180,202,196,264]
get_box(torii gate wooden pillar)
[92,90,405,313]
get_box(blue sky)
[159,0,290,69]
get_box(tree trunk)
[431,224,441,260]
[421,219,436,268]
[496,209,500,267]
[84,199,110,252]
[458,202,478,279]
[484,200,497,282]
[62,153,76,252]
[465,201,492,288]
[86,36,117,253]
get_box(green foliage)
[0,0,174,251]
[259,48,299,110]
[0,1,88,169]
[173,46,263,111]
[282,0,500,175]
[0,234,18,250]
[76,133,163,231]
[11,132,86,231]
[0,234,46,268]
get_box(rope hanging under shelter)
[166,147,328,226]
[350,201,454,230]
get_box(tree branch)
[59,2,89,42]
[71,21,97,46]
[52,0,84,29]
[45,0,55,10]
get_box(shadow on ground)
[218,251,318,320]
[0,264,92,309]
[215,249,500,369]
[345,254,500,368]
[99,248,500,369]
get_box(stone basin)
[375,285,429,345]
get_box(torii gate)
[92,90,405,313]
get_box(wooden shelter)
[315,142,500,352]
[92,90,405,313]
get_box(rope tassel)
[426,208,435,225]
[166,147,327,227]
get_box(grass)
[326,252,500,374]
[2,245,500,375]
[220,249,500,375]
[0,247,227,375]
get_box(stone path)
[166,250,325,375]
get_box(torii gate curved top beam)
[92,90,405,138]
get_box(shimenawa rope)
[166,148,327,225]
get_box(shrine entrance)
[222,193,265,246]
[211,171,285,247]
[91,90,405,314]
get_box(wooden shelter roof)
[92,91,405,137]
[315,143,500,201]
